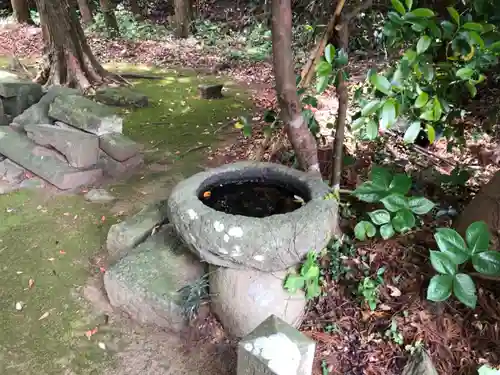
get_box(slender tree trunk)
[174,0,192,38]
[11,0,34,24]
[34,0,125,91]
[77,0,93,24]
[271,0,320,173]
[99,0,119,37]
[129,0,144,19]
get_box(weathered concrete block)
[106,199,169,261]
[237,315,315,375]
[198,84,223,99]
[11,87,79,129]
[104,224,205,331]
[98,150,143,178]
[49,95,123,136]
[94,87,149,108]
[99,132,140,161]
[0,128,102,190]
[210,266,306,338]
[26,123,99,169]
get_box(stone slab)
[198,84,223,99]
[104,224,205,331]
[49,95,123,136]
[98,150,143,178]
[25,123,99,169]
[0,81,43,118]
[0,79,42,99]
[0,128,102,190]
[11,87,79,130]
[99,132,140,161]
[210,266,306,338]
[94,87,149,108]
[237,315,315,375]
[106,199,169,261]
[0,158,26,184]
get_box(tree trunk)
[34,0,125,91]
[271,0,320,173]
[77,0,93,24]
[11,0,34,24]
[174,0,192,38]
[99,0,119,37]
[129,0,144,19]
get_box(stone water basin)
[167,161,339,272]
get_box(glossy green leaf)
[381,194,408,212]
[409,8,435,18]
[427,274,453,302]
[370,166,392,189]
[426,124,436,144]
[408,196,435,215]
[453,273,477,308]
[414,92,429,108]
[466,82,477,98]
[380,223,395,240]
[456,67,474,80]
[370,74,392,95]
[316,75,329,93]
[351,116,367,131]
[354,221,377,241]
[316,60,332,76]
[490,41,500,51]
[352,182,387,203]
[472,251,500,276]
[361,100,382,117]
[468,31,485,48]
[441,20,456,39]
[462,22,483,32]
[325,44,335,64]
[434,228,469,264]
[417,35,432,54]
[420,110,435,122]
[368,209,391,225]
[403,121,421,144]
[391,0,406,15]
[365,119,379,140]
[478,365,500,375]
[430,251,457,275]
[389,174,412,194]
[433,97,442,121]
[466,221,490,254]
[336,49,348,66]
[392,209,416,233]
[447,6,460,26]
[380,100,396,130]
[404,0,412,11]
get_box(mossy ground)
[0,60,252,374]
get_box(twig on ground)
[183,144,209,155]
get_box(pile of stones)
[0,71,144,193]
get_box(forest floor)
[2,18,500,375]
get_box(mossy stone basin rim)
[166,161,339,271]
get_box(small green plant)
[327,235,355,281]
[358,268,385,310]
[385,319,404,345]
[438,166,471,187]
[479,365,500,375]
[426,221,500,308]
[352,165,435,240]
[405,339,424,354]
[284,251,322,299]
[177,274,210,321]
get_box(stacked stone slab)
[0,71,144,191]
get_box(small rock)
[209,266,306,338]
[84,188,116,203]
[0,158,26,184]
[15,301,24,311]
[198,84,224,99]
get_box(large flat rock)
[104,224,205,331]
[98,150,143,177]
[25,123,99,169]
[0,128,102,190]
[12,87,79,129]
[49,95,123,136]
[0,81,44,118]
